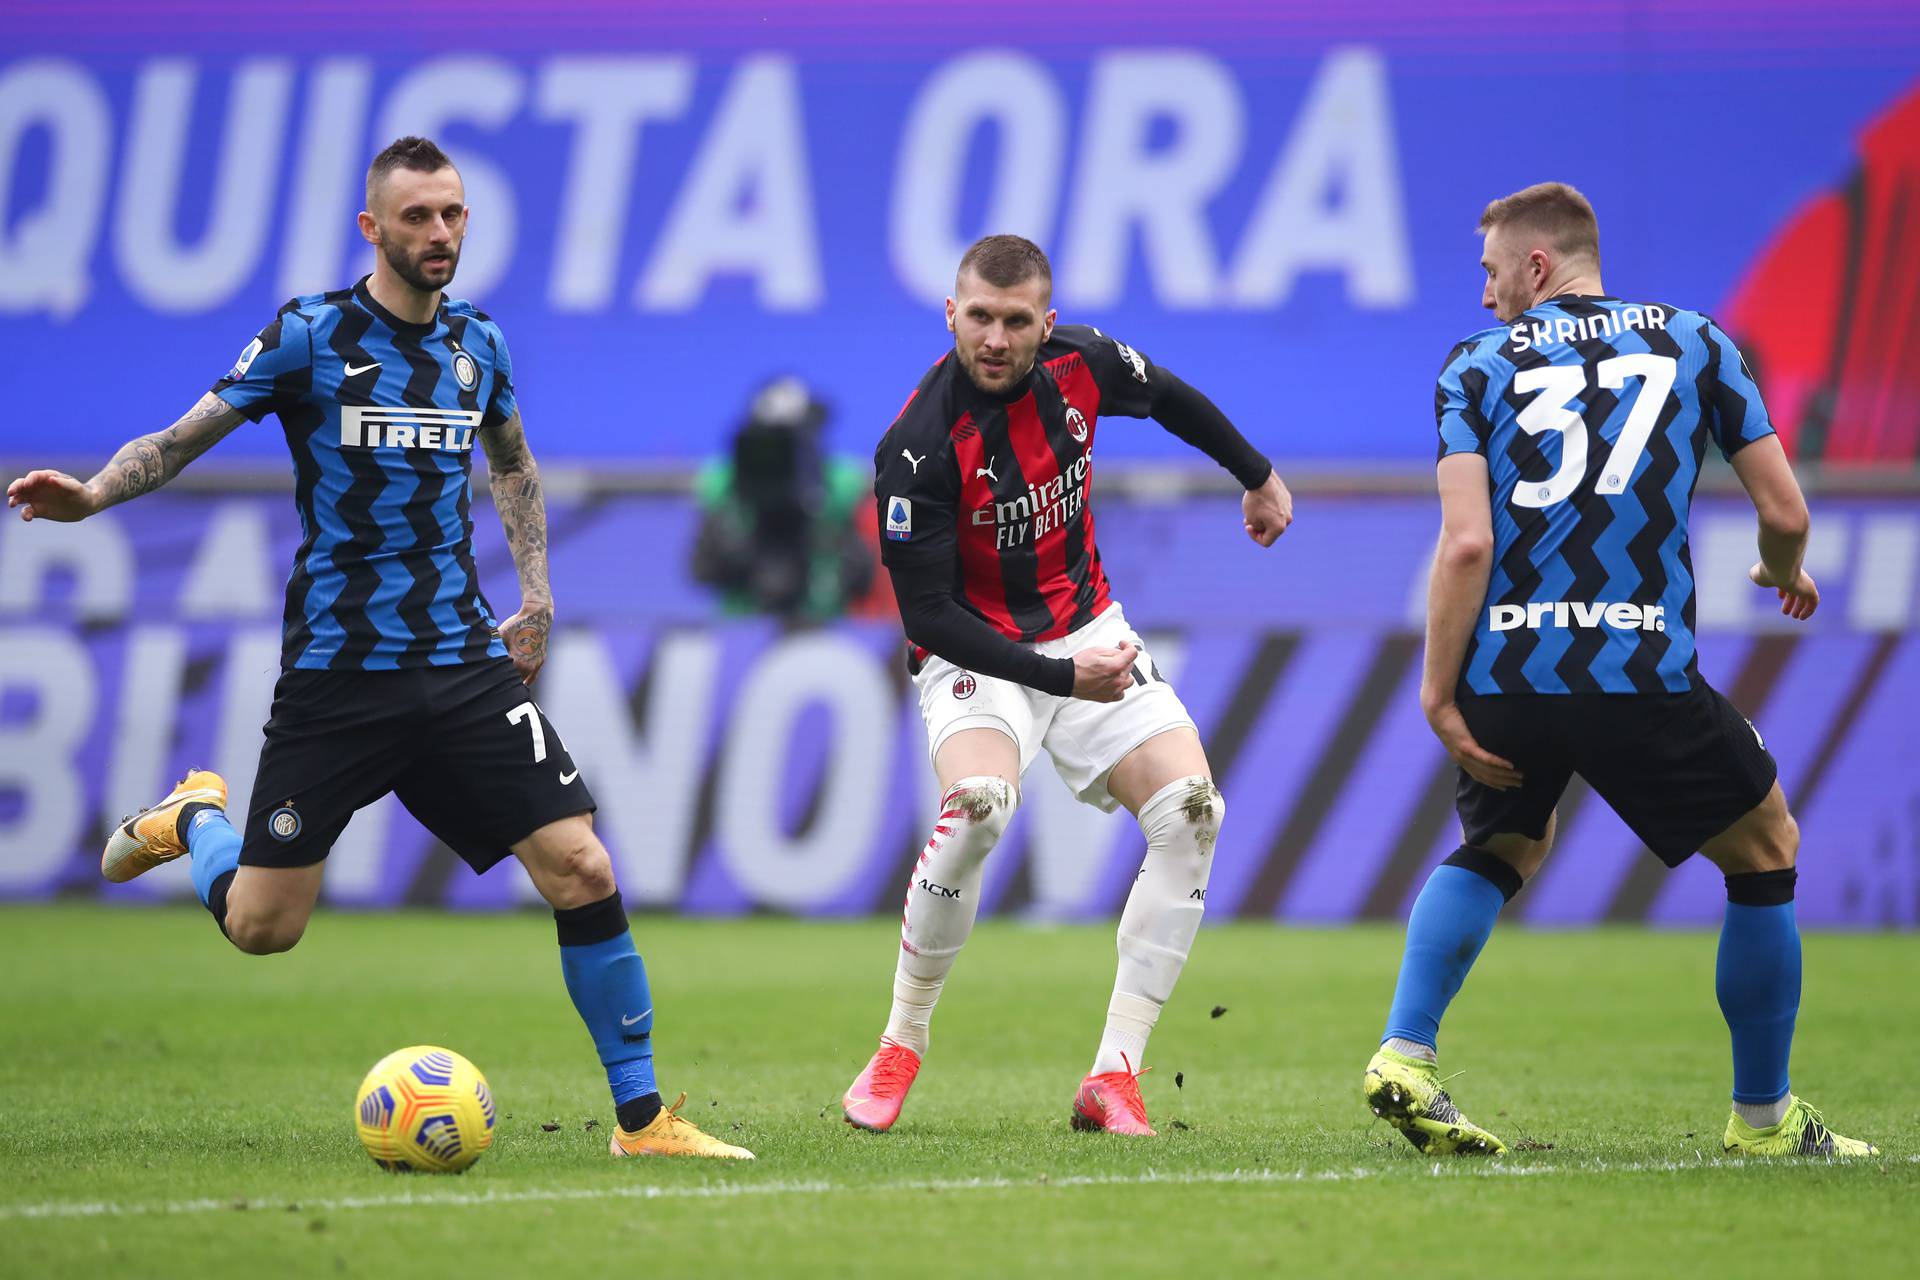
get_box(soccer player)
[5,137,750,1162]
[842,235,1292,1135]
[1363,182,1877,1158]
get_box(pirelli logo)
[340,406,482,451]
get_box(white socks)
[1384,1037,1438,1063]
[880,772,1224,1075]
[882,777,1016,1056]
[1734,1095,1792,1128]
[1091,776,1223,1076]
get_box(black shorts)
[1455,681,1777,866]
[240,659,596,873]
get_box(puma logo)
[976,459,998,482]
[901,448,926,474]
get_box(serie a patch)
[885,497,913,541]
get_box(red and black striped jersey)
[874,324,1161,645]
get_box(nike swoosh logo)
[620,1009,651,1027]
[559,768,580,785]
[343,361,381,376]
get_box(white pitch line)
[6,1155,1913,1223]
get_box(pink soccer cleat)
[842,1041,922,1133]
[1071,1055,1156,1135]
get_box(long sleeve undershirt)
[883,372,1269,697]
[1150,369,1273,490]
[888,565,1078,696]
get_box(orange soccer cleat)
[842,1041,922,1133]
[1071,1055,1156,1136]
[608,1093,754,1160]
[101,769,228,884]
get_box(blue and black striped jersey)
[211,277,514,671]
[1436,295,1776,695]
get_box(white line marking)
[5,1155,1912,1222]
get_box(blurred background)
[1,0,1915,926]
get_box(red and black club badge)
[1066,406,1089,443]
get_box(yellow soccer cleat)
[101,770,228,884]
[608,1093,755,1160]
[1723,1096,1880,1158]
[1363,1047,1507,1156]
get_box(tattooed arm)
[479,411,553,683]
[7,393,245,523]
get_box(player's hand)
[1242,471,1292,547]
[497,602,553,684]
[1070,640,1138,703]
[6,470,101,523]
[1425,700,1523,791]
[1748,561,1819,620]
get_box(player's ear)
[357,210,380,246]
[1042,307,1056,342]
[945,297,956,333]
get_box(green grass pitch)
[1,904,1912,1277]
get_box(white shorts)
[915,602,1197,813]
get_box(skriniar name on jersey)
[1436,294,1776,695]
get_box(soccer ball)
[354,1045,497,1173]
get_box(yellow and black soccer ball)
[354,1045,496,1173]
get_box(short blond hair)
[1479,182,1600,267]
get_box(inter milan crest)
[452,350,479,391]
[268,803,302,841]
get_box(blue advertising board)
[3,2,1916,463]
[2,490,1915,925]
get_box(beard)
[957,343,1033,394]
[383,238,460,293]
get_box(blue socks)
[180,804,241,927]
[1381,847,1523,1051]
[1717,869,1800,1106]
[555,893,662,1131]
[1377,847,1800,1111]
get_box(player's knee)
[1182,777,1225,838]
[225,909,306,956]
[1143,776,1224,858]
[1752,809,1799,872]
[1509,838,1552,881]
[942,776,1017,845]
[1132,777,1221,917]
[1771,810,1800,869]
[572,846,619,902]
[1710,802,1799,875]
[544,837,617,905]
